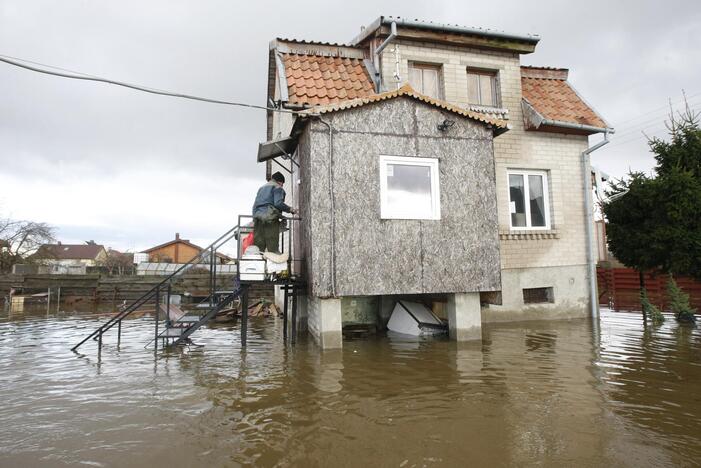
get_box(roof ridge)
[301,83,508,130]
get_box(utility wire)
[0,54,298,114]
[612,97,701,136]
[611,90,701,128]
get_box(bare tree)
[0,215,56,273]
[98,249,135,275]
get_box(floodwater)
[0,306,700,467]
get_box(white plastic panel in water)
[386,301,442,336]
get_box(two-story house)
[259,17,612,348]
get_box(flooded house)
[261,16,613,348]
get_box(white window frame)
[507,169,551,230]
[379,155,441,220]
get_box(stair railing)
[71,224,241,352]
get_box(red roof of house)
[521,66,607,129]
[301,83,508,130]
[282,53,375,106]
[40,244,106,260]
[277,50,607,132]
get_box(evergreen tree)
[603,100,700,321]
[667,275,696,323]
[640,287,664,324]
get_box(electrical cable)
[0,54,298,114]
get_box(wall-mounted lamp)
[437,119,455,132]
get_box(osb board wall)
[298,96,501,297]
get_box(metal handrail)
[71,223,241,352]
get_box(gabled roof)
[521,66,610,134]
[282,53,375,106]
[39,244,106,260]
[300,83,508,131]
[142,237,231,261]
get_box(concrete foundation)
[482,265,589,323]
[307,297,342,349]
[447,292,482,341]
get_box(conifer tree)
[667,275,696,323]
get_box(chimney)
[175,233,180,240]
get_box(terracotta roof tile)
[280,53,604,131]
[300,84,508,131]
[282,53,375,106]
[39,244,105,260]
[521,66,607,129]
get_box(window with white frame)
[467,69,499,107]
[508,170,550,229]
[380,155,440,220]
[408,63,443,100]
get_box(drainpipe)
[373,21,397,92]
[582,131,609,320]
[316,116,337,297]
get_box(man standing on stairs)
[251,171,296,254]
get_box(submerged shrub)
[641,288,664,323]
[667,275,697,323]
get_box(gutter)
[372,21,397,92]
[540,119,614,135]
[582,132,610,321]
[315,116,337,297]
[351,16,540,46]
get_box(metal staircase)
[70,214,304,354]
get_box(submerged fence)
[597,267,701,311]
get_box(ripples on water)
[0,306,699,467]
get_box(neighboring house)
[142,233,232,264]
[35,242,108,274]
[261,16,612,348]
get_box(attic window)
[408,63,442,100]
[467,69,499,107]
[380,155,440,220]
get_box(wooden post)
[291,285,298,344]
[283,284,289,342]
[56,287,61,313]
[639,270,646,320]
[154,287,160,353]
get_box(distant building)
[142,233,232,264]
[35,242,108,274]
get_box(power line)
[611,90,701,128]
[0,54,298,114]
[612,97,701,136]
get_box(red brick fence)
[597,267,701,312]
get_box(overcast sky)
[1,0,700,255]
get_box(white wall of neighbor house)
[380,39,592,319]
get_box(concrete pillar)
[308,297,342,349]
[447,292,482,341]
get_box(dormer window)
[408,63,442,100]
[467,69,499,107]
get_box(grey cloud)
[1,0,699,249]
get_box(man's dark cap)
[271,172,285,184]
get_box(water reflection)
[0,307,699,466]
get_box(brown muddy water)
[0,306,700,467]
